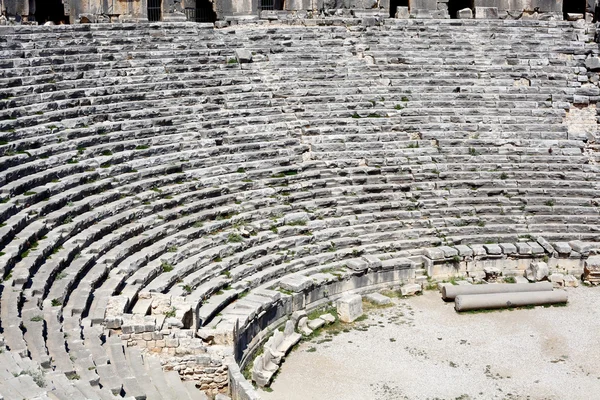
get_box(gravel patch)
[259,287,600,400]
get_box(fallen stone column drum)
[442,282,554,301]
[454,291,568,312]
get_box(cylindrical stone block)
[454,290,568,312]
[442,282,553,301]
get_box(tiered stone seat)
[0,17,599,400]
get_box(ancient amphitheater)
[1,4,600,400]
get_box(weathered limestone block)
[455,245,474,257]
[570,241,593,255]
[197,328,234,346]
[337,294,363,322]
[536,237,554,255]
[424,248,445,260]
[104,295,130,329]
[150,294,173,316]
[499,243,517,255]
[395,6,409,18]
[307,318,326,330]
[400,283,422,297]
[563,275,579,288]
[567,13,584,21]
[552,242,572,255]
[483,244,502,256]
[362,255,382,270]
[320,313,336,324]
[285,0,312,10]
[283,212,309,225]
[365,292,391,305]
[345,259,369,272]
[549,273,565,288]
[457,8,473,18]
[526,261,549,282]
[409,0,437,10]
[475,6,498,18]
[279,275,313,292]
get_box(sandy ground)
[259,287,600,400]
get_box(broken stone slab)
[307,318,325,331]
[526,261,549,282]
[235,49,252,64]
[515,276,529,284]
[364,292,391,306]
[563,275,579,288]
[400,283,422,297]
[536,237,555,254]
[527,242,545,255]
[337,294,363,323]
[320,313,335,324]
[483,267,500,282]
[362,255,382,270]
[549,273,565,288]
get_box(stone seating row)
[0,156,592,282]
[0,19,597,400]
[8,180,568,318]
[0,155,592,258]
[0,74,578,117]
